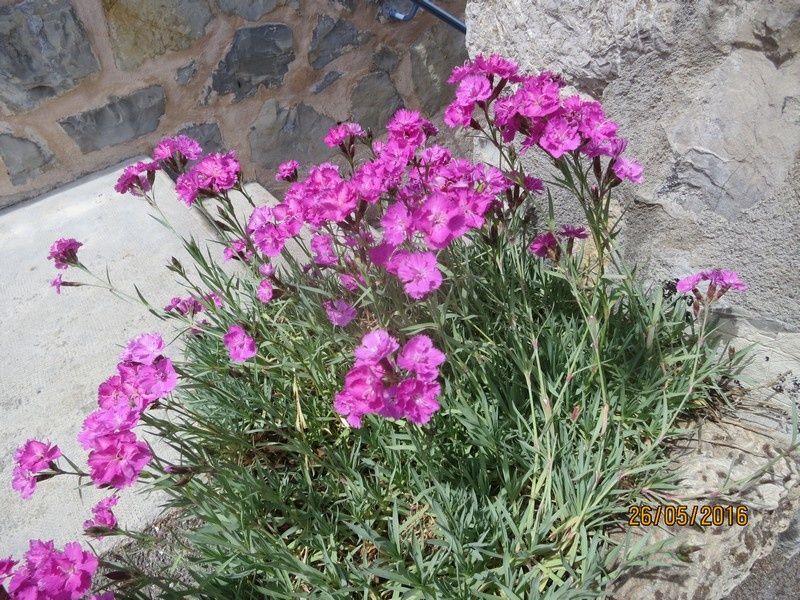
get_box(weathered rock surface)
[102,0,212,71]
[0,134,54,186]
[0,0,99,113]
[178,123,225,155]
[350,72,403,131]
[217,0,279,21]
[410,23,467,114]
[175,62,198,85]
[372,45,400,73]
[467,0,800,331]
[309,15,366,70]
[311,71,342,94]
[212,24,295,101]
[58,86,166,153]
[249,99,335,171]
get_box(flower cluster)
[676,269,747,314]
[334,330,445,428]
[78,333,175,489]
[113,161,160,196]
[445,54,642,183]
[11,439,61,500]
[528,224,589,259]
[83,495,119,537]
[174,151,241,206]
[2,539,99,599]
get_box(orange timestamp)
[627,504,749,527]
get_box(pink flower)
[47,238,82,270]
[339,273,361,292]
[676,272,705,293]
[334,363,387,427]
[175,170,203,206]
[87,431,151,489]
[259,262,275,277]
[397,335,446,381]
[133,356,178,400]
[15,439,61,473]
[709,270,747,292]
[455,74,492,106]
[114,161,160,196]
[390,251,443,300]
[393,378,441,425]
[0,556,16,583]
[415,192,467,249]
[557,225,589,239]
[11,468,36,500]
[253,223,287,257]
[528,232,558,258]
[443,102,474,128]
[91,594,116,600]
[223,238,254,263]
[311,234,338,266]
[354,329,399,366]
[51,274,63,294]
[522,176,545,194]
[539,116,581,158]
[83,495,119,534]
[121,332,165,366]
[193,151,241,193]
[256,279,273,303]
[324,122,365,148]
[380,202,413,245]
[164,296,204,317]
[78,402,142,451]
[386,109,436,149]
[46,541,98,599]
[224,324,257,363]
[276,160,300,181]
[153,135,202,162]
[323,299,357,327]
[612,156,643,183]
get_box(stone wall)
[467,0,800,377]
[0,0,466,209]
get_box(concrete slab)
[0,161,274,557]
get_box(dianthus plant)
[7,55,750,599]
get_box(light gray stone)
[309,15,366,70]
[0,134,54,186]
[58,86,166,153]
[217,0,279,21]
[350,71,403,132]
[175,61,198,85]
[0,0,99,113]
[102,0,212,71]
[312,71,342,94]
[249,99,336,171]
[410,23,467,114]
[212,24,295,101]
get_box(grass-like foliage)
[8,55,749,600]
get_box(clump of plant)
[4,55,749,599]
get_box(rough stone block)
[178,123,225,155]
[309,15,366,70]
[175,61,198,85]
[101,0,212,71]
[350,72,403,132]
[249,99,335,172]
[0,134,55,186]
[217,0,279,21]
[311,71,341,94]
[0,0,99,112]
[58,86,166,153]
[212,24,295,101]
[410,23,467,114]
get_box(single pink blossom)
[397,335,446,381]
[557,225,589,239]
[256,279,274,303]
[153,135,202,162]
[259,262,276,277]
[528,232,558,258]
[121,332,165,366]
[339,273,361,292]
[47,238,82,270]
[612,156,643,183]
[324,122,365,148]
[539,116,581,159]
[114,161,160,196]
[276,160,300,181]
[676,272,705,293]
[311,234,338,266]
[708,269,748,292]
[193,151,240,193]
[223,324,257,363]
[78,402,142,451]
[11,467,36,500]
[323,299,357,327]
[83,495,119,533]
[223,238,254,263]
[354,329,399,366]
[15,439,61,473]
[87,431,151,490]
[51,274,63,294]
[175,170,203,206]
[393,378,441,425]
[455,74,493,106]
[380,202,413,245]
[390,251,443,300]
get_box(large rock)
[350,72,403,132]
[467,0,800,336]
[101,0,212,71]
[410,23,467,115]
[178,123,225,155]
[212,24,295,101]
[217,0,280,21]
[58,86,166,153]
[0,134,54,186]
[0,0,99,113]
[308,15,367,70]
[249,99,335,172]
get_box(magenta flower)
[455,74,492,106]
[46,541,99,599]
[256,279,274,304]
[175,170,203,206]
[539,116,581,158]
[708,269,748,292]
[133,356,178,401]
[153,135,202,162]
[51,274,63,294]
[83,495,119,534]
[11,467,36,500]
[676,272,705,293]
[15,439,61,473]
[78,402,142,451]
[121,332,165,366]
[612,156,643,183]
[259,262,276,277]
[522,176,545,194]
[91,594,116,600]
[253,223,288,257]
[223,238,254,263]
[397,335,446,381]
[165,295,205,317]
[47,238,82,270]
[354,329,400,366]
[323,299,357,327]
[676,269,747,297]
[528,232,558,258]
[386,109,436,149]
[0,557,15,584]
[324,122,365,148]
[393,378,441,425]
[224,324,257,363]
[557,225,589,239]
[311,234,338,266]
[380,202,413,245]
[276,159,300,181]
[87,431,151,490]
[193,151,241,193]
[390,251,443,300]
[339,273,361,292]
[114,161,160,196]
[334,363,387,427]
